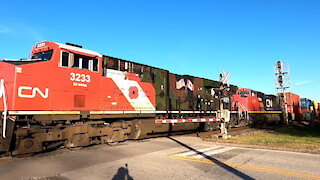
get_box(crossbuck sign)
[221,69,230,87]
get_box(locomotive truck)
[0,41,282,156]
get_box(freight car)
[285,93,302,121]
[300,98,314,121]
[313,101,319,118]
[276,93,319,121]
[0,41,240,156]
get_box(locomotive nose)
[0,61,17,139]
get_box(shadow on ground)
[168,136,254,180]
[112,164,134,180]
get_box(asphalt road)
[0,136,319,180]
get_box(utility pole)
[275,61,291,125]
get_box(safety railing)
[0,79,7,138]
[232,101,248,121]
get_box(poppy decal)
[129,86,139,99]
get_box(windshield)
[238,91,249,95]
[1,50,54,65]
[238,91,249,97]
[31,50,53,60]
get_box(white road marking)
[177,146,223,157]
[193,146,237,158]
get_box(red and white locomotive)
[0,41,156,113]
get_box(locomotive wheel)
[99,121,132,145]
[66,134,90,148]
[128,120,142,139]
[13,138,43,156]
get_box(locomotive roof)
[55,41,236,88]
[103,55,229,82]
[56,42,103,57]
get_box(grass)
[204,125,320,153]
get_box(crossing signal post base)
[220,120,231,139]
[211,119,231,140]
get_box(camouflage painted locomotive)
[0,41,280,156]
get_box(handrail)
[232,101,248,120]
[0,79,7,138]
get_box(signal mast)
[274,61,291,125]
[217,70,231,139]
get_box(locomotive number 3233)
[70,73,91,83]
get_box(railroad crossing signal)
[220,69,230,87]
[219,70,231,95]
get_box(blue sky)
[0,0,319,101]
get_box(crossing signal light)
[277,61,282,71]
[278,75,283,84]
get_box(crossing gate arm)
[155,118,221,124]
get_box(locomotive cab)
[0,41,103,112]
[232,88,260,111]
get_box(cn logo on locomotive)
[266,99,273,108]
[18,86,49,98]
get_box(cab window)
[61,52,69,67]
[93,58,98,71]
[60,51,98,72]
[82,58,89,70]
[72,54,81,68]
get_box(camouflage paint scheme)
[167,73,237,113]
[103,55,238,115]
[104,56,169,111]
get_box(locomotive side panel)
[151,68,169,111]
[169,73,184,111]
[103,55,164,112]
[167,74,206,112]
[11,53,57,111]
